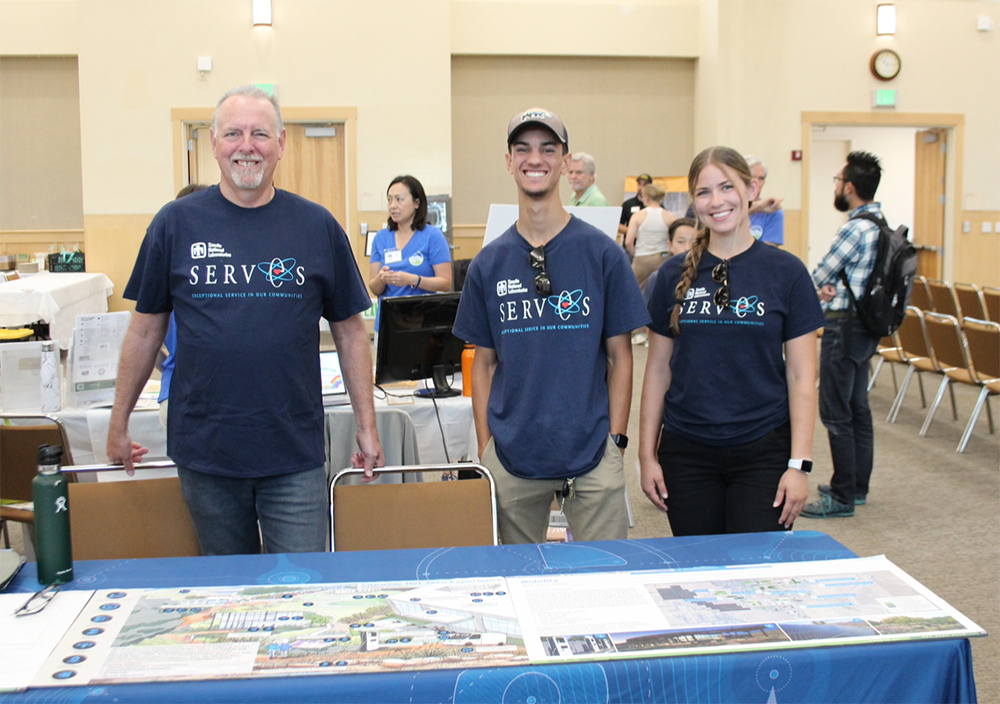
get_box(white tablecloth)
[0,272,115,349]
[374,394,475,465]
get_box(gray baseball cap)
[506,107,568,147]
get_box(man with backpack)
[802,151,887,519]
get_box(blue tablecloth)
[5,531,977,703]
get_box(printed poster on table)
[31,578,526,687]
[506,556,984,663]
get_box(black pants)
[819,317,879,505]
[658,423,792,536]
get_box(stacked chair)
[980,286,999,323]
[957,319,1000,453]
[877,277,998,452]
[887,306,945,424]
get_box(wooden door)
[274,124,347,225]
[913,129,946,279]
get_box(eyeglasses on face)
[529,246,552,297]
[712,259,730,307]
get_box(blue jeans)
[177,466,328,555]
[819,316,880,505]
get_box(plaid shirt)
[811,202,883,312]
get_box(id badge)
[383,248,403,264]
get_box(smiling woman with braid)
[638,147,825,535]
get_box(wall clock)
[870,49,901,81]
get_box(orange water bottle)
[461,344,475,397]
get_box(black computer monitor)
[376,292,465,398]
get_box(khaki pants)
[631,252,667,292]
[482,435,627,544]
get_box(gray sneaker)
[818,484,867,506]
[800,494,855,519]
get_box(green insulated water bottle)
[32,444,74,585]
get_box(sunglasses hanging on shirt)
[530,246,552,297]
[712,259,730,307]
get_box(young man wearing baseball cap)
[453,108,650,544]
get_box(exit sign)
[873,89,896,108]
[254,83,277,97]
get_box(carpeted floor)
[624,343,1000,703]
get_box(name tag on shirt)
[383,248,403,264]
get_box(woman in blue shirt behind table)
[638,146,824,536]
[368,175,452,344]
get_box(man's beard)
[834,193,851,212]
[231,155,265,190]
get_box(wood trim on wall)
[1,229,85,243]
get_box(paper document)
[0,590,94,692]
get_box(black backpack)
[838,213,918,338]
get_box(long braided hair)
[669,147,753,334]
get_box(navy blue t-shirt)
[453,216,650,479]
[648,240,824,445]
[129,186,370,477]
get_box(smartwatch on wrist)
[787,458,813,474]
[611,434,628,450]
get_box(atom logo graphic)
[547,289,584,320]
[257,257,297,288]
[730,295,758,318]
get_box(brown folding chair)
[908,275,934,312]
[982,287,1000,323]
[926,280,961,321]
[887,307,935,422]
[0,414,75,549]
[919,313,971,437]
[330,464,498,551]
[958,319,1000,452]
[868,335,900,394]
[953,283,987,325]
[62,461,202,559]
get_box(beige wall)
[0,56,84,231]
[451,55,696,225]
[450,0,699,57]
[0,0,77,54]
